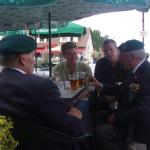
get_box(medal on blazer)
[128,83,140,102]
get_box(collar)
[132,58,146,74]
[12,68,26,74]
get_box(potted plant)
[0,115,18,150]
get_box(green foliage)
[0,115,18,150]
[91,30,108,52]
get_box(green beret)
[0,35,37,55]
[119,39,144,52]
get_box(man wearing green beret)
[0,35,88,149]
[90,39,150,150]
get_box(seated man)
[90,39,127,126]
[53,41,92,81]
[53,42,93,134]
[90,39,150,150]
[0,35,89,148]
[94,39,126,84]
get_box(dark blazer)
[114,60,150,142]
[90,57,127,113]
[94,57,128,97]
[94,57,127,83]
[0,68,86,137]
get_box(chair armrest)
[14,123,92,143]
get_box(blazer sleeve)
[34,79,87,136]
[114,83,150,127]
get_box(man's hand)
[67,107,83,119]
[83,75,103,90]
[108,113,115,125]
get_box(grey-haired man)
[92,39,150,150]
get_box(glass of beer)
[52,71,60,82]
[78,72,85,88]
[69,73,79,90]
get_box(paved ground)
[136,143,147,150]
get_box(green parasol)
[0,30,27,36]
[30,22,86,37]
[0,0,56,6]
[0,0,149,31]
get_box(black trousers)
[94,124,126,150]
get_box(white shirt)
[12,68,26,74]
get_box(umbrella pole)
[142,12,145,44]
[34,29,38,72]
[48,12,52,78]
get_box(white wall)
[85,32,93,63]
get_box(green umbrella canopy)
[0,0,149,31]
[0,0,55,6]
[30,22,86,37]
[86,0,148,7]
[0,30,27,36]
[0,0,148,7]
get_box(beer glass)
[69,73,79,90]
[78,72,85,87]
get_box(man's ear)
[131,53,136,60]
[19,54,26,66]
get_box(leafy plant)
[0,115,18,150]
[91,30,108,52]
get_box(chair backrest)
[14,123,92,143]
[13,123,92,150]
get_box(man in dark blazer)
[0,35,89,149]
[94,39,126,84]
[91,39,150,150]
[91,39,127,127]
